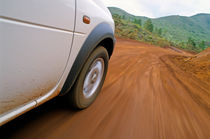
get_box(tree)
[134,18,142,26]
[113,14,120,19]
[154,28,162,36]
[144,19,154,32]
[199,40,206,50]
[158,28,162,36]
[187,37,196,50]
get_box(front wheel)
[67,46,109,109]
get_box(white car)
[0,0,115,126]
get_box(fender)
[60,22,115,95]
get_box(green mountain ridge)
[111,13,172,49]
[108,7,210,43]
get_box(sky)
[102,0,210,18]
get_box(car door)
[0,0,75,115]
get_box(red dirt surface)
[1,38,210,139]
[170,47,210,84]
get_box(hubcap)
[83,58,104,98]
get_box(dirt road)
[1,38,210,139]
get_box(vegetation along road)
[1,38,210,139]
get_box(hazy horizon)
[109,6,210,19]
[102,0,210,18]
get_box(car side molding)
[60,22,115,96]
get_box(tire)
[67,46,109,109]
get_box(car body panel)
[75,0,114,34]
[70,0,114,71]
[0,0,75,118]
[0,0,76,31]
[0,18,73,115]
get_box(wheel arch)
[98,38,114,58]
[60,22,115,96]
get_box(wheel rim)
[83,58,104,98]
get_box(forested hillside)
[109,7,210,52]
